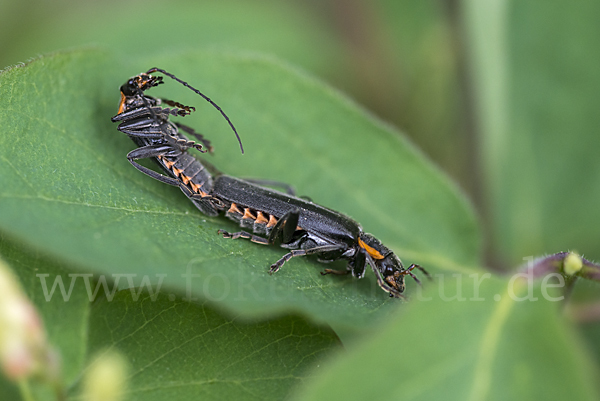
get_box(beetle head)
[120,73,163,97]
[117,73,164,114]
[358,234,406,297]
[378,253,407,296]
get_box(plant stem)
[17,378,35,401]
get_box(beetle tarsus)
[321,269,350,276]
[218,229,270,245]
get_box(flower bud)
[83,350,129,401]
[563,252,583,276]
[0,259,49,380]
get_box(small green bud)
[563,252,583,276]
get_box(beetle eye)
[120,82,136,97]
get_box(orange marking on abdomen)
[189,181,203,193]
[228,203,243,215]
[163,159,175,169]
[255,212,268,225]
[180,174,192,185]
[242,208,257,220]
[267,215,278,228]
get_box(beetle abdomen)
[223,201,280,236]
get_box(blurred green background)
[3,0,598,269]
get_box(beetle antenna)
[146,67,244,154]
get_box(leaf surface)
[294,276,600,401]
[0,49,480,329]
[0,237,340,401]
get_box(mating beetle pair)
[112,68,428,298]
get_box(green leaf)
[462,0,600,265]
[0,237,340,401]
[0,49,479,329]
[76,290,339,400]
[293,276,600,401]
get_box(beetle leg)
[268,209,301,244]
[120,130,166,140]
[270,244,345,274]
[403,264,421,285]
[126,145,183,186]
[400,264,431,285]
[413,264,431,279]
[111,105,161,122]
[174,122,213,153]
[320,268,350,276]
[118,112,206,152]
[322,247,366,277]
[176,184,220,216]
[115,116,166,138]
[365,254,404,299]
[127,143,181,160]
[217,229,269,245]
[160,98,196,116]
[350,247,367,278]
